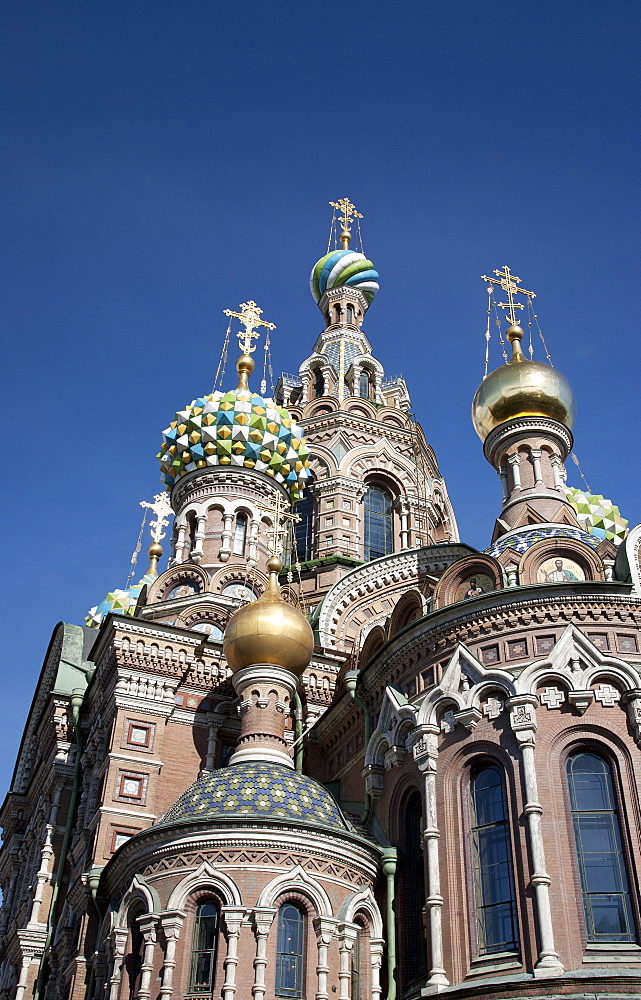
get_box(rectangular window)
[325,516,334,526]
[116,772,147,802]
[535,635,556,656]
[422,667,435,688]
[232,515,247,556]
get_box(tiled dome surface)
[157,388,311,500]
[158,762,347,831]
[85,571,156,629]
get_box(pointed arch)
[166,861,242,911]
[257,864,333,916]
[338,887,383,938]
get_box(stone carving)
[594,684,620,707]
[539,687,565,709]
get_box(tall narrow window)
[346,304,354,324]
[125,912,144,1000]
[313,369,325,399]
[351,925,361,1000]
[275,903,304,998]
[232,514,247,556]
[363,486,393,561]
[470,764,519,954]
[359,373,370,400]
[567,752,635,942]
[293,480,314,562]
[399,791,426,988]
[189,901,219,994]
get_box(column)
[107,927,129,1000]
[313,916,337,1000]
[221,907,247,1000]
[191,513,207,562]
[219,513,234,562]
[336,923,358,1000]
[397,500,410,550]
[136,915,158,1000]
[530,448,543,485]
[203,713,223,772]
[549,454,563,491]
[14,955,33,1000]
[247,518,260,568]
[413,727,448,993]
[27,823,55,927]
[174,522,188,564]
[158,911,185,1000]
[499,465,509,502]
[508,453,521,491]
[507,696,564,977]
[370,939,384,1000]
[251,908,276,1000]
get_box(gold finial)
[254,493,301,557]
[223,300,276,356]
[481,267,536,363]
[329,197,363,249]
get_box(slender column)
[219,513,234,562]
[313,916,337,1000]
[499,465,509,502]
[27,822,55,927]
[247,518,260,567]
[337,923,358,1000]
[136,915,158,1000]
[203,713,223,772]
[174,522,187,564]
[370,939,384,1000]
[508,453,521,491]
[381,849,397,1000]
[191,513,207,562]
[530,448,543,485]
[549,454,563,490]
[507,697,564,978]
[398,502,409,550]
[14,955,34,1000]
[107,928,129,1000]
[221,907,247,1000]
[413,727,448,992]
[158,911,185,1000]
[251,908,276,1000]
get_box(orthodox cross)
[140,493,174,543]
[481,266,536,324]
[223,300,276,355]
[254,493,301,556]
[329,197,363,249]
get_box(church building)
[1,200,640,1000]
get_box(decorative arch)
[208,564,268,596]
[433,553,503,609]
[115,874,160,927]
[389,590,425,635]
[519,536,605,585]
[148,563,209,604]
[338,887,383,938]
[257,864,333,917]
[359,625,386,666]
[342,398,378,419]
[166,861,242,912]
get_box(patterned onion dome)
[310,249,379,303]
[157,761,348,832]
[157,388,311,500]
[85,570,156,629]
[565,487,628,545]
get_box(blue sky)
[2,0,639,796]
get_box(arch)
[148,563,209,604]
[115,874,160,928]
[389,590,425,635]
[359,625,386,666]
[433,553,503,610]
[520,536,605,585]
[166,861,242,912]
[337,887,383,939]
[257,864,333,917]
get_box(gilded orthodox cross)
[140,493,173,543]
[481,266,536,324]
[329,197,363,249]
[254,493,301,556]
[223,300,276,355]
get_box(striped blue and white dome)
[310,250,379,303]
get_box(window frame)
[232,513,247,557]
[187,898,220,996]
[363,484,394,562]
[274,901,305,999]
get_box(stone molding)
[484,416,573,467]
[170,466,289,514]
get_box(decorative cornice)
[484,416,573,466]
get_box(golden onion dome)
[472,324,576,441]
[223,557,314,676]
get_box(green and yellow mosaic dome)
[158,761,348,832]
[157,388,311,500]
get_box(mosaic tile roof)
[157,388,311,500]
[85,571,156,629]
[486,525,602,560]
[158,761,347,831]
[565,487,628,545]
[310,250,379,303]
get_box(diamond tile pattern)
[158,761,347,831]
[85,571,156,628]
[157,389,311,499]
[565,487,628,545]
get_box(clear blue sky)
[2,0,639,796]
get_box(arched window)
[351,926,361,1000]
[275,903,305,998]
[124,911,144,1000]
[470,763,518,954]
[293,478,314,562]
[566,752,635,942]
[188,901,220,994]
[346,304,354,324]
[232,514,247,556]
[313,369,325,399]
[363,486,393,561]
[359,373,370,399]
[399,791,426,988]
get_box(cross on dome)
[481,265,536,325]
[329,197,363,249]
[140,493,173,543]
[223,299,276,355]
[254,493,301,556]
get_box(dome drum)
[483,416,574,469]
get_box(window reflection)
[275,903,304,997]
[363,486,393,561]
[189,901,219,994]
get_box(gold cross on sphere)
[481,266,536,325]
[223,300,276,355]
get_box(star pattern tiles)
[159,761,347,831]
[565,487,628,544]
[158,389,311,500]
[85,571,157,628]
